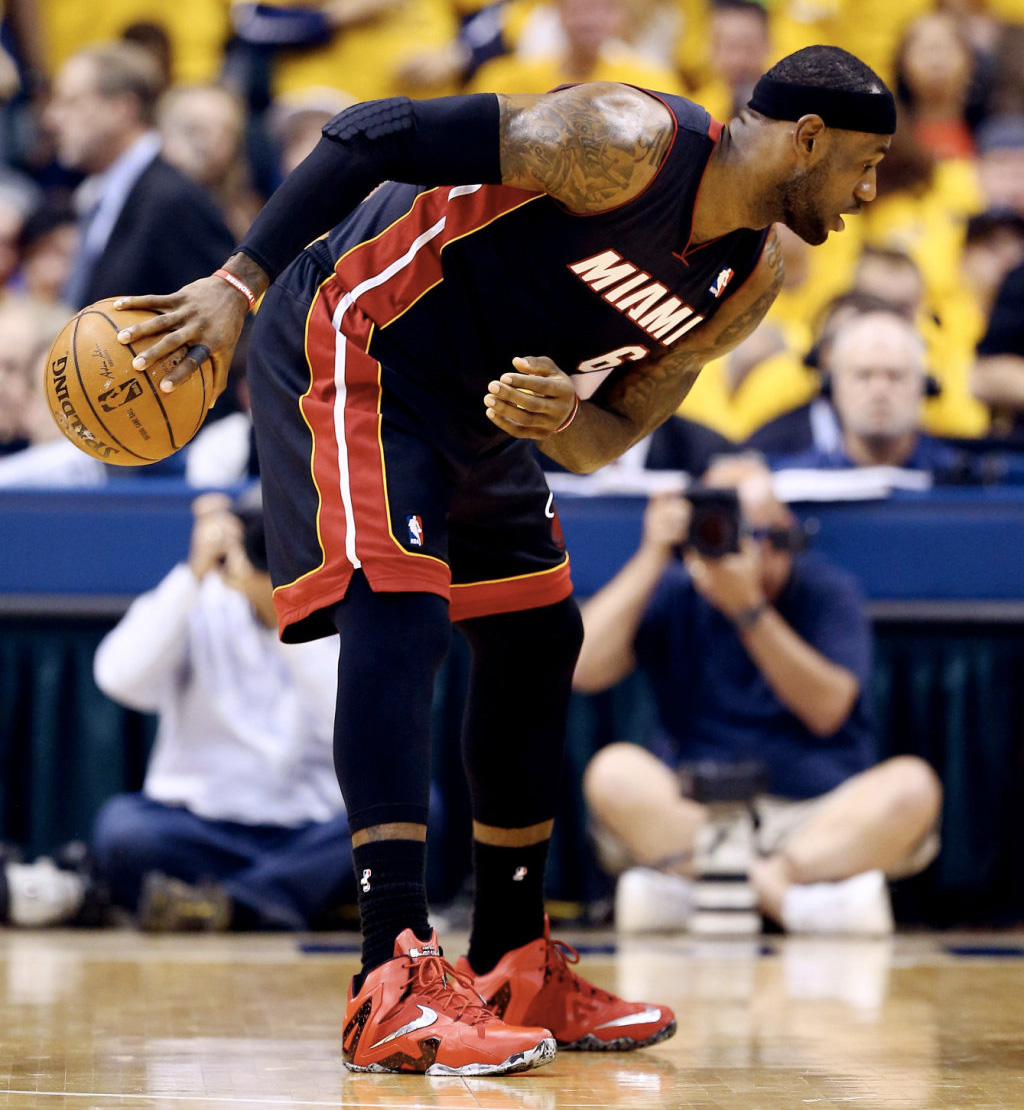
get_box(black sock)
[352,839,431,988]
[467,839,549,975]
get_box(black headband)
[748,74,897,135]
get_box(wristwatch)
[733,601,769,630]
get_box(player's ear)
[793,115,826,160]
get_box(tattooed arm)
[487,228,784,472]
[116,84,676,387]
[498,84,674,211]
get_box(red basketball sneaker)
[456,917,676,1051]
[342,928,556,1075]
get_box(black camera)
[685,486,742,558]
[683,486,815,558]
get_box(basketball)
[44,298,215,467]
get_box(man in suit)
[44,41,234,311]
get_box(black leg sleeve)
[331,573,452,833]
[457,597,584,829]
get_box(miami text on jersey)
[569,250,706,346]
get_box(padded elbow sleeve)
[237,94,502,282]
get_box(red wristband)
[213,268,257,310]
[554,392,580,434]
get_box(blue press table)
[2,482,1023,618]
[557,486,1024,619]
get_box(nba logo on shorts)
[407,515,424,547]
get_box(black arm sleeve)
[237,94,503,282]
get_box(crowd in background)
[0,0,1023,486]
[1,0,1024,483]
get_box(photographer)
[577,455,942,935]
[88,489,354,932]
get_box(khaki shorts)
[753,783,940,880]
[592,776,940,881]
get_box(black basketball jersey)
[309,90,769,424]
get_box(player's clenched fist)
[484,355,580,440]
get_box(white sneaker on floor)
[615,867,694,934]
[2,858,86,927]
[781,870,894,937]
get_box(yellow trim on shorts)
[449,552,570,592]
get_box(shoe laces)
[543,937,616,1003]
[407,954,495,1024]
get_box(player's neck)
[690,124,776,244]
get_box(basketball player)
[113,46,896,1076]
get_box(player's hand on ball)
[484,356,579,439]
[113,275,248,401]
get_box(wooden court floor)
[1,926,1023,1110]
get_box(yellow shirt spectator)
[863,158,985,321]
[767,0,930,87]
[39,0,230,83]
[469,0,685,98]
[268,0,459,103]
[684,0,771,129]
[468,43,685,97]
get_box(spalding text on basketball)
[51,355,118,459]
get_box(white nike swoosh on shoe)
[595,1006,663,1030]
[369,1005,438,1049]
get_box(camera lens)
[694,515,728,550]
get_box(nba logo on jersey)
[407,515,424,547]
[710,268,734,298]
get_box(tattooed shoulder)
[499,85,673,212]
